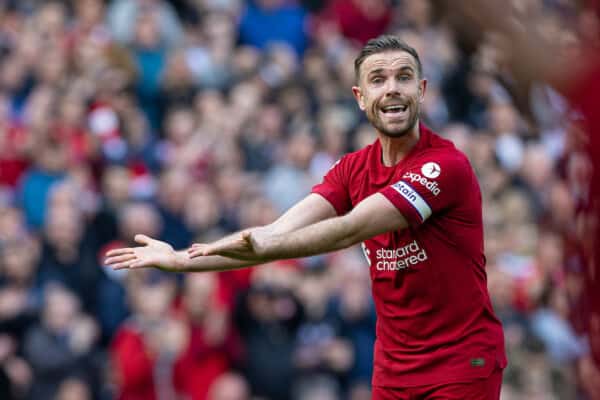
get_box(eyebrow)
[367,66,415,77]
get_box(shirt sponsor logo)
[374,240,428,271]
[421,162,441,179]
[391,181,432,221]
[402,172,441,196]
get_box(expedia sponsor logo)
[402,172,441,196]
[374,240,428,271]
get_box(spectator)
[23,284,100,400]
[173,273,240,400]
[110,271,181,400]
[238,0,309,56]
[234,265,304,400]
[207,372,250,400]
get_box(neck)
[378,122,420,166]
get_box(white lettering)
[372,242,428,271]
[402,172,441,196]
[391,182,432,221]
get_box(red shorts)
[372,367,503,400]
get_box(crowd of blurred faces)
[0,0,597,399]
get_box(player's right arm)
[104,193,337,272]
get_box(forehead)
[360,50,418,75]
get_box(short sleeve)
[380,156,470,227]
[311,157,352,216]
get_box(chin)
[380,120,417,138]
[380,128,411,138]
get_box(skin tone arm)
[104,194,337,272]
[202,193,408,261]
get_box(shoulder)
[416,134,474,180]
[330,141,377,173]
[342,141,377,163]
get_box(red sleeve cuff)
[311,185,351,216]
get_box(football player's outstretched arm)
[104,194,337,272]
[203,193,408,261]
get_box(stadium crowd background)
[0,0,597,399]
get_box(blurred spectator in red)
[0,92,30,189]
[319,0,392,45]
[173,273,240,400]
[110,270,183,400]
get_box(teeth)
[382,105,407,112]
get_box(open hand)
[104,234,183,271]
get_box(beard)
[366,98,420,138]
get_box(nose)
[384,79,402,97]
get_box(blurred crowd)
[0,0,597,399]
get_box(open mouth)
[380,104,408,119]
[381,104,407,113]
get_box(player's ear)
[352,86,366,111]
[418,78,427,103]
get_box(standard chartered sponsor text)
[375,240,428,271]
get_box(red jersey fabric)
[110,324,157,400]
[372,366,503,399]
[312,123,507,387]
[566,56,600,369]
[172,322,234,400]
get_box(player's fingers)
[104,254,137,265]
[112,260,136,270]
[130,260,152,269]
[202,242,236,256]
[106,248,134,257]
[134,234,154,245]
[188,244,206,252]
[187,248,203,258]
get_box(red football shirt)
[312,123,507,387]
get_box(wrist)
[169,250,189,271]
[252,233,280,259]
[158,250,188,272]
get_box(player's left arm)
[203,193,408,260]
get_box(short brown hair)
[354,35,423,81]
